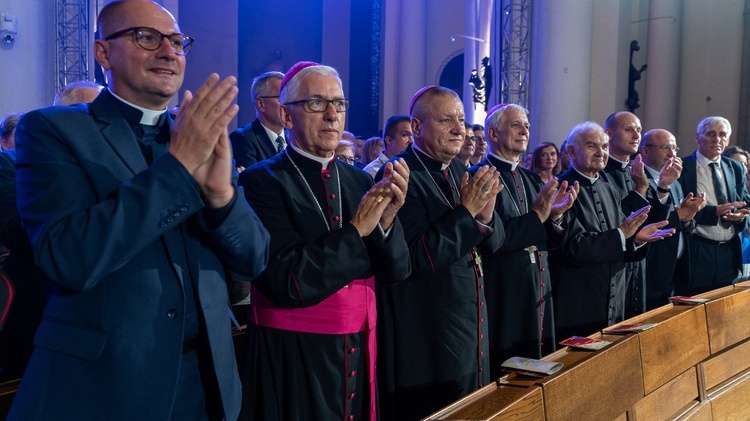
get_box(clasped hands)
[351,159,410,237]
[460,165,503,225]
[532,178,580,223]
[169,73,239,208]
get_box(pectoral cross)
[525,245,538,265]
[472,248,484,278]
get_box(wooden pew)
[424,284,750,421]
[0,378,20,419]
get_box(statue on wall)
[468,56,493,112]
[626,40,647,113]
[468,69,485,110]
[481,57,492,112]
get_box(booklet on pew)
[602,323,657,334]
[500,356,563,378]
[559,336,611,351]
[668,295,709,305]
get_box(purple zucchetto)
[279,61,321,93]
[409,85,439,115]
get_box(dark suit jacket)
[644,169,693,309]
[8,91,270,420]
[677,152,750,292]
[230,118,281,168]
[679,153,750,230]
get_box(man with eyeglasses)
[469,123,487,166]
[455,122,476,166]
[7,1,270,419]
[640,129,706,309]
[552,122,672,341]
[230,71,286,169]
[238,61,411,421]
[677,117,750,295]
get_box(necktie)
[710,162,728,204]
[275,136,284,153]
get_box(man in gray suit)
[8,1,269,419]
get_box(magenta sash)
[251,277,377,421]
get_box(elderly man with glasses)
[639,129,706,309]
[7,1,270,419]
[677,117,750,295]
[238,61,411,421]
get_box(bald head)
[641,129,678,171]
[98,0,175,38]
[604,111,642,161]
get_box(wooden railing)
[426,282,750,420]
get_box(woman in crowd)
[361,136,384,165]
[531,141,562,183]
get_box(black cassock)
[551,168,647,340]
[601,158,664,317]
[376,145,504,421]
[471,156,560,380]
[239,146,410,421]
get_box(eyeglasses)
[468,136,483,142]
[258,95,279,99]
[337,155,355,164]
[103,27,194,56]
[285,98,350,113]
[644,145,680,153]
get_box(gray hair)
[485,103,529,133]
[697,116,732,138]
[280,65,342,104]
[250,71,284,103]
[566,121,608,149]
[54,80,102,106]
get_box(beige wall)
[1,0,747,147]
[0,0,56,117]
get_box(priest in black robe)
[552,121,673,340]
[376,86,505,421]
[238,62,411,421]
[472,104,578,379]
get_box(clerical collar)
[609,155,629,169]
[109,90,168,126]
[696,150,721,166]
[412,142,449,170]
[489,152,518,170]
[288,142,335,169]
[573,167,600,184]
